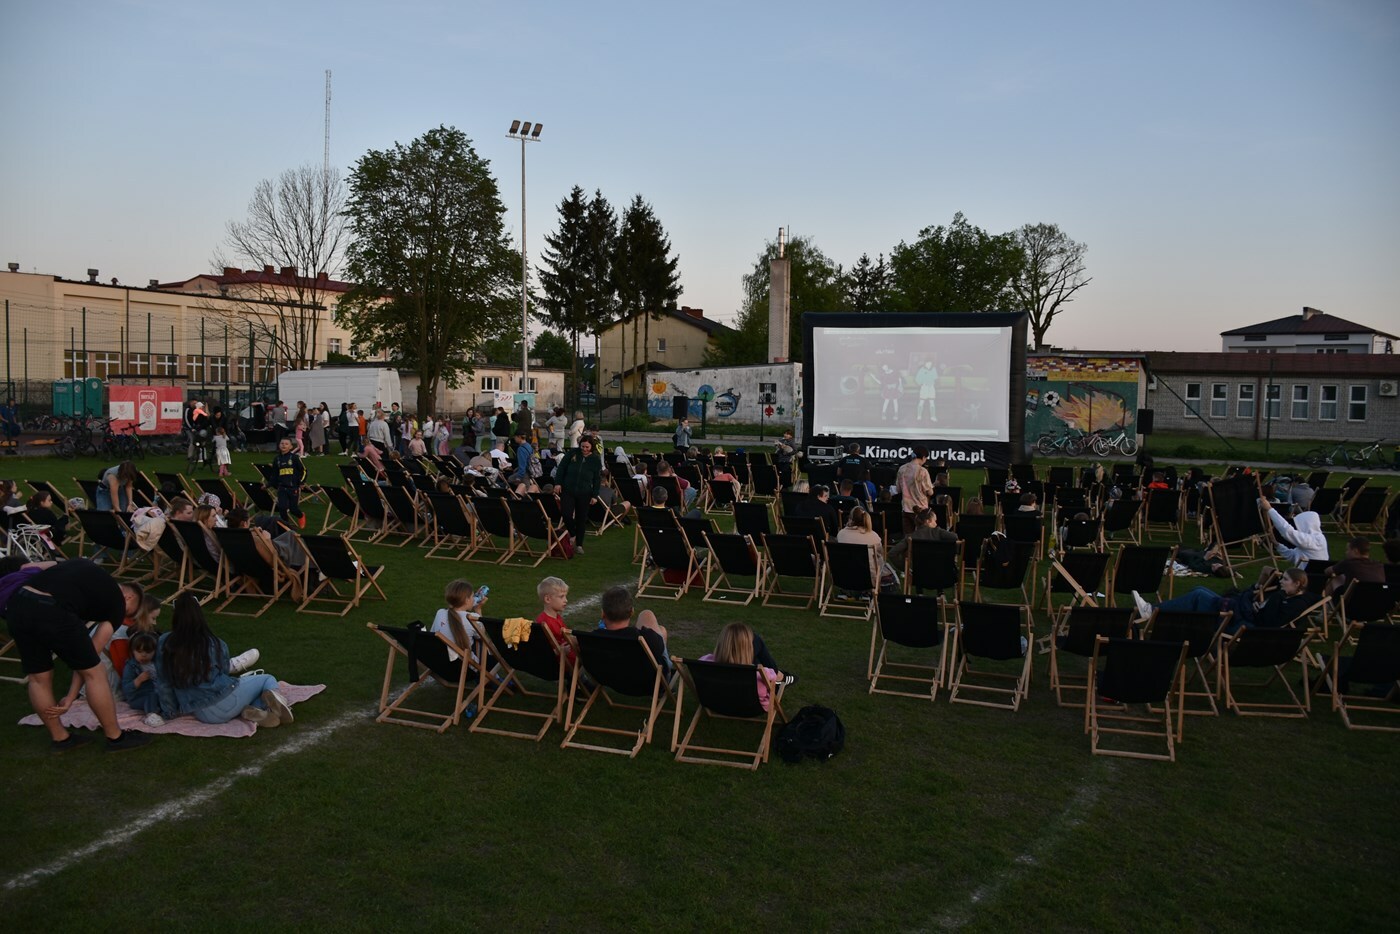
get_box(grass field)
[2,450,1398,932]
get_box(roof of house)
[1220,311,1396,340]
[607,307,732,337]
[156,266,354,293]
[1146,351,1400,377]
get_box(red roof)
[156,266,353,293]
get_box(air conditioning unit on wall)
[1380,380,1398,398]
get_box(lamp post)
[506,119,543,400]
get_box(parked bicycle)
[1305,438,1385,467]
[55,419,101,460]
[1035,430,1089,457]
[1089,428,1139,458]
[99,420,145,460]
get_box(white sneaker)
[1131,590,1153,622]
[143,712,166,727]
[262,689,294,724]
[229,648,261,675]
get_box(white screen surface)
[810,325,1012,441]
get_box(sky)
[2,0,1397,352]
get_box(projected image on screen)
[810,325,1012,441]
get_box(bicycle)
[1303,440,1382,467]
[1090,429,1138,458]
[1035,430,1089,457]
[55,419,101,460]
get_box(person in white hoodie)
[1259,493,1329,567]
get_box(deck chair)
[750,463,781,502]
[1142,609,1227,717]
[195,477,239,511]
[678,515,717,554]
[1086,636,1189,761]
[170,519,224,603]
[1101,498,1142,544]
[423,492,481,560]
[319,484,362,537]
[562,628,676,757]
[237,480,276,515]
[819,540,878,620]
[868,593,949,700]
[213,527,299,617]
[1111,544,1177,611]
[1320,622,1400,731]
[1342,488,1389,536]
[506,496,561,567]
[637,524,700,600]
[1044,552,1113,625]
[1307,486,1345,525]
[142,523,187,590]
[703,477,739,514]
[1143,489,1185,540]
[702,532,768,605]
[298,534,387,615]
[1058,516,1103,552]
[380,485,428,546]
[778,490,808,521]
[529,492,568,532]
[947,601,1033,711]
[761,532,822,610]
[0,625,25,684]
[1048,606,1134,708]
[671,657,786,769]
[652,475,686,514]
[1338,581,1398,629]
[469,616,569,741]
[904,538,961,599]
[633,503,679,562]
[972,539,1037,609]
[367,621,478,732]
[472,495,522,564]
[1218,626,1314,718]
[954,514,997,587]
[1003,513,1044,560]
[152,471,195,501]
[74,510,147,579]
[781,514,829,543]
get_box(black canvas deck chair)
[423,491,480,560]
[562,628,676,757]
[1085,636,1189,761]
[1143,488,1185,540]
[760,532,822,610]
[319,484,362,537]
[1218,626,1314,718]
[1205,473,1275,576]
[1101,498,1142,545]
[973,538,1036,609]
[819,540,878,620]
[702,531,768,605]
[1307,486,1344,526]
[637,524,700,600]
[652,475,686,514]
[143,523,186,590]
[750,463,781,502]
[1342,487,1389,536]
[213,527,299,617]
[1002,512,1044,560]
[74,510,146,579]
[152,471,195,501]
[237,480,276,515]
[670,657,786,769]
[1058,516,1103,552]
[254,462,279,487]
[1111,544,1177,612]
[1320,622,1400,731]
[170,519,224,603]
[472,495,522,564]
[1143,609,1227,717]
[348,480,393,545]
[195,477,239,511]
[1338,581,1398,629]
[469,616,569,741]
[702,477,738,514]
[1044,552,1113,625]
[904,538,961,599]
[948,601,1033,711]
[633,502,678,562]
[367,621,478,733]
[781,514,829,543]
[381,484,428,547]
[678,515,717,558]
[954,514,996,587]
[529,492,568,532]
[1049,605,1134,708]
[868,593,949,701]
[778,489,808,520]
[298,534,387,616]
[506,496,561,567]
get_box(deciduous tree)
[1009,222,1091,349]
[888,212,1021,313]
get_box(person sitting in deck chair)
[1133,567,1312,634]
[1259,494,1328,568]
[699,622,796,711]
[595,585,672,677]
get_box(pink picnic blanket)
[19,682,326,738]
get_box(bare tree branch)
[1010,222,1092,350]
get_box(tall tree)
[538,186,618,404]
[1009,222,1091,349]
[887,211,1022,313]
[212,164,347,370]
[613,195,681,405]
[843,252,891,312]
[582,191,619,396]
[705,233,845,366]
[338,126,520,417]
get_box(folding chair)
[1048,605,1134,708]
[904,538,962,599]
[319,484,362,537]
[781,514,829,543]
[298,534,387,616]
[1110,544,1177,610]
[972,539,1037,609]
[469,616,569,741]
[749,463,781,502]
[152,471,195,501]
[702,532,768,605]
[1086,636,1189,761]
[671,657,786,769]
[1044,552,1113,626]
[1338,581,1398,630]
[1058,516,1103,552]
[1218,626,1314,718]
[237,480,277,515]
[195,477,239,511]
[868,593,949,700]
[637,524,700,600]
[1142,609,1227,717]
[423,491,481,560]
[587,490,628,537]
[213,527,300,618]
[141,523,187,590]
[1002,512,1043,560]
[678,515,718,556]
[702,477,738,514]
[1342,488,1389,536]
[633,503,678,562]
[947,602,1033,711]
[1320,622,1400,731]
[652,475,686,514]
[819,540,878,621]
[561,628,676,757]
[471,496,521,564]
[170,519,224,604]
[367,621,479,732]
[74,510,148,579]
[760,533,822,610]
[381,485,428,546]
[1101,498,1142,545]
[529,491,568,533]
[1143,489,1186,540]
[954,514,996,588]
[778,490,808,521]
[506,496,562,567]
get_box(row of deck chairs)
[369,616,787,769]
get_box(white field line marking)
[933,765,1115,931]
[3,580,626,896]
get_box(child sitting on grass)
[431,579,487,661]
[535,575,574,662]
[700,622,795,711]
[122,630,166,726]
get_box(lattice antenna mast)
[323,69,332,174]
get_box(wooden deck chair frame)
[195,477,239,511]
[818,540,878,621]
[347,481,393,546]
[469,616,569,741]
[1342,487,1389,536]
[954,514,998,589]
[298,534,387,615]
[1044,552,1112,626]
[1323,621,1400,731]
[423,491,481,561]
[367,622,478,733]
[505,497,560,568]
[1101,498,1142,546]
[1338,580,1398,630]
[868,593,949,701]
[380,484,428,547]
[1110,544,1177,611]
[760,533,822,610]
[701,531,769,605]
[1143,488,1186,540]
[904,538,963,600]
[1205,475,1277,578]
[1085,636,1188,761]
[170,519,224,604]
[561,629,676,757]
[670,657,786,769]
[319,484,362,537]
[1142,609,1228,719]
[237,480,277,515]
[0,630,27,684]
[74,510,149,580]
[1048,605,1134,708]
[140,524,186,590]
[947,601,1034,711]
[637,524,699,600]
[213,527,300,618]
[587,492,627,537]
[1217,626,1314,718]
[702,477,739,515]
[469,496,519,564]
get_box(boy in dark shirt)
[596,585,671,675]
[271,437,308,529]
[1326,537,1385,595]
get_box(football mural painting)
[1025,357,1142,443]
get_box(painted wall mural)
[645,364,800,423]
[1025,356,1144,441]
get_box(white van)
[276,367,402,411]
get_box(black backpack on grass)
[777,705,845,763]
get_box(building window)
[257,359,277,383]
[63,350,88,379]
[1242,334,1266,342]
[127,353,150,376]
[525,377,538,392]
[1210,383,1227,418]
[1348,385,1367,421]
[1184,382,1202,418]
[93,351,122,379]
[1237,384,1255,419]
[656,338,667,353]
[480,376,501,391]
[1264,383,1281,420]
[328,338,342,355]
[236,357,252,383]
[1316,347,1348,354]
[186,355,204,383]
[208,356,229,383]
[1324,333,1347,341]
[1291,385,1309,420]
[153,354,178,377]
[1319,385,1338,421]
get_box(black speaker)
[672,395,690,420]
[1137,408,1154,435]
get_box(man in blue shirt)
[512,431,534,483]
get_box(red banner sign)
[107,385,185,434]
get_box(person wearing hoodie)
[1259,494,1329,567]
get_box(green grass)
[2,451,1398,931]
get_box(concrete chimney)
[1302,306,1323,320]
[87,268,99,282]
[768,227,790,363]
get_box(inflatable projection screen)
[802,312,1028,469]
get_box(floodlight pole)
[507,120,543,399]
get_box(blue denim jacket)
[155,634,237,718]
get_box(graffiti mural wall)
[1025,355,1146,441]
[645,363,801,425]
